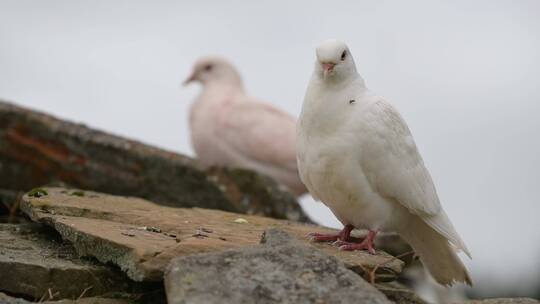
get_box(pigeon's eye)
[341,50,347,61]
[204,64,213,72]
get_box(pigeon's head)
[184,56,243,88]
[315,39,357,81]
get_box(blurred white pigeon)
[184,56,307,196]
[297,40,472,286]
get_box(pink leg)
[308,224,355,242]
[337,230,378,254]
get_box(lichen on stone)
[27,188,48,198]
[71,190,85,197]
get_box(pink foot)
[308,224,354,242]
[338,230,378,254]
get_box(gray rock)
[259,227,295,246]
[0,100,309,222]
[466,299,540,304]
[0,292,131,304]
[165,229,391,304]
[0,223,133,299]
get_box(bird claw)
[336,230,378,254]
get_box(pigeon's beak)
[182,72,196,86]
[322,62,336,77]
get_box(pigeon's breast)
[189,100,230,167]
[300,136,395,230]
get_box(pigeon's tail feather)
[424,211,471,258]
[400,216,472,286]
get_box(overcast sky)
[1,0,539,296]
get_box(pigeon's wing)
[360,98,441,215]
[215,97,298,173]
[360,99,470,255]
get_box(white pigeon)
[297,40,472,286]
[184,56,307,196]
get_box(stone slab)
[0,223,132,299]
[20,187,403,282]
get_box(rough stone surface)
[0,292,130,304]
[165,229,392,304]
[0,100,309,222]
[0,223,133,299]
[466,299,540,304]
[375,281,427,304]
[20,187,403,282]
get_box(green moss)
[183,274,194,285]
[28,188,48,198]
[71,190,85,197]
